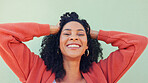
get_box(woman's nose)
[69,36,78,41]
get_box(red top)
[0,23,147,83]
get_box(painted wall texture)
[0,0,148,83]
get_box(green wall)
[0,0,148,83]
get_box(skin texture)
[60,21,88,60]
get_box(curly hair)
[40,12,103,81]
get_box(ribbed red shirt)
[0,23,147,83]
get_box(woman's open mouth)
[66,43,81,50]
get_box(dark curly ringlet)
[40,12,103,81]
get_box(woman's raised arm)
[92,30,148,83]
[0,22,58,82]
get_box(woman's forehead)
[62,21,85,31]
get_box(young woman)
[0,12,147,83]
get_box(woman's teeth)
[67,45,80,48]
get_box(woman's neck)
[59,57,85,83]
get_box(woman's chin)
[63,53,83,60]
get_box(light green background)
[0,0,148,83]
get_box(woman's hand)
[50,22,60,34]
[90,29,99,39]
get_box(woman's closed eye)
[63,32,85,36]
[64,33,85,36]
[78,33,84,36]
[64,33,70,35]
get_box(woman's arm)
[91,30,148,83]
[0,22,59,82]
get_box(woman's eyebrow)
[63,29,84,31]
[77,29,84,31]
[63,29,71,31]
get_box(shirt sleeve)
[97,30,148,83]
[0,22,50,82]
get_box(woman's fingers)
[90,30,99,39]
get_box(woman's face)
[60,21,88,60]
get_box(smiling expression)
[60,21,88,59]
